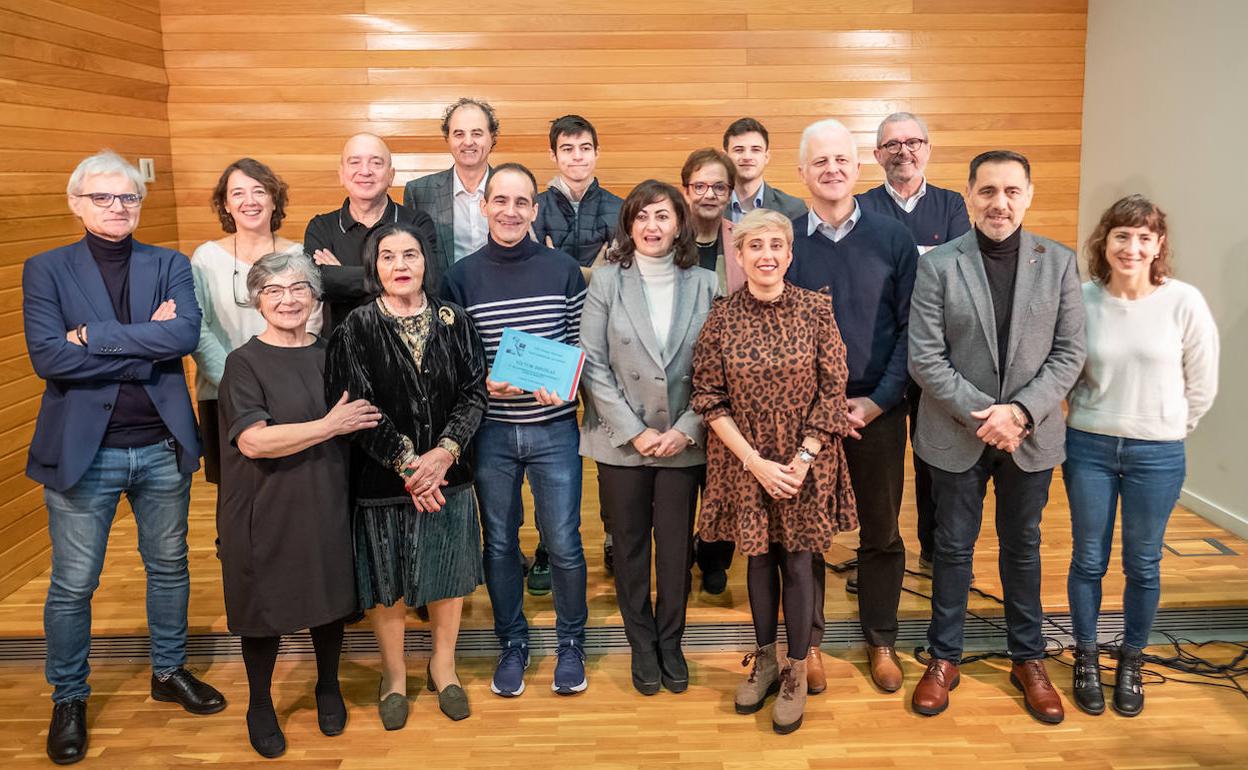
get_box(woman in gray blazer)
[580,180,718,696]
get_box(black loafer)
[47,699,87,765]
[246,706,286,759]
[151,668,227,715]
[315,689,348,736]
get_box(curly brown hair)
[606,180,699,270]
[210,157,288,234]
[1085,194,1171,286]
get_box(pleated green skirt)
[353,485,484,609]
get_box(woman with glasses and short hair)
[190,158,321,484]
[217,250,379,757]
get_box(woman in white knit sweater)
[1064,195,1219,718]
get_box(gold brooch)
[438,306,456,326]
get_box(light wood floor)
[2,648,1246,769]
[1,455,1246,637]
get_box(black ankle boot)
[1071,643,1105,715]
[1113,645,1145,716]
[630,646,661,696]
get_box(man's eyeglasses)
[258,281,314,300]
[688,182,730,197]
[879,138,928,155]
[73,192,143,208]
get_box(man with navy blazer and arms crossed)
[24,151,225,765]
[908,150,1085,725]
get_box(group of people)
[23,97,1219,763]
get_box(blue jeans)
[43,439,192,703]
[473,417,587,645]
[1063,427,1186,649]
[927,447,1053,662]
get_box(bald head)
[339,133,395,205]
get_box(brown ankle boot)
[734,643,780,714]
[806,647,827,695]
[772,657,808,734]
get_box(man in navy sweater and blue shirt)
[442,163,590,698]
[786,119,918,695]
[857,112,971,573]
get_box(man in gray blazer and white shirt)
[908,150,1085,724]
[404,97,497,289]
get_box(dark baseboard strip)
[2,606,1246,664]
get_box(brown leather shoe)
[806,647,826,695]
[1010,659,1065,724]
[867,646,903,692]
[912,658,959,716]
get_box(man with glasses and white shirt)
[857,112,971,577]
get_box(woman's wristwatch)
[797,446,818,464]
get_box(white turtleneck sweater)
[635,252,676,351]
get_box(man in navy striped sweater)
[443,163,590,699]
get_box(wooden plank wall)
[0,0,177,599]
[0,0,1087,601]
[160,0,1087,253]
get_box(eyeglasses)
[879,138,928,155]
[688,182,730,197]
[258,281,314,300]
[73,192,143,208]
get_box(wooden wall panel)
[0,0,1088,601]
[161,1,1087,255]
[0,0,175,599]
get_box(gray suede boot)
[734,643,780,714]
[772,657,808,734]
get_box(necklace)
[231,232,277,307]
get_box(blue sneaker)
[552,639,588,695]
[491,642,529,697]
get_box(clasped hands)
[401,447,455,513]
[66,299,178,345]
[971,403,1028,453]
[631,428,690,458]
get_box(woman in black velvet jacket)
[325,222,487,726]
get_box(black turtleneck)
[85,231,171,448]
[480,233,540,265]
[975,225,1021,380]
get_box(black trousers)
[840,401,908,647]
[598,462,702,650]
[908,382,937,558]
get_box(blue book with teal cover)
[488,327,586,401]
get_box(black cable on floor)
[828,557,1248,700]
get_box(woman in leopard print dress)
[691,208,858,734]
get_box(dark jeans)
[598,463,702,651]
[908,382,937,558]
[843,402,907,647]
[474,418,587,645]
[927,446,1052,662]
[43,440,191,703]
[1063,427,1186,649]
